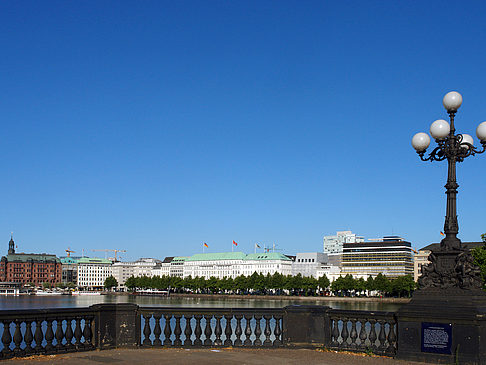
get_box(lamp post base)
[396,289,486,364]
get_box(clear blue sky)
[1,1,486,260]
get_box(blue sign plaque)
[421,322,452,354]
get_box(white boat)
[71,291,101,296]
[34,290,63,296]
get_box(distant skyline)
[1,1,486,261]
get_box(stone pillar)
[396,289,486,364]
[91,303,140,350]
[282,305,330,348]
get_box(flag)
[255,243,261,248]
[440,231,445,236]
[204,243,209,248]
[233,240,238,246]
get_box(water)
[0,294,404,311]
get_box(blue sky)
[1,1,486,260]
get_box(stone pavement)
[4,348,431,365]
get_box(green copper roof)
[245,253,291,261]
[77,257,112,264]
[186,252,247,262]
[60,257,79,264]
[5,253,60,263]
[186,252,291,262]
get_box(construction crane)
[65,247,76,257]
[92,249,127,262]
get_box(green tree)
[471,233,486,288]
[42,282,52,289]
[124,276,138,291]
[104,275,118,290]
[373,273,390,296]
[317,274,330,293]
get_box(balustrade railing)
[328,309,397,355]
[138,307,284,347]
[0,308,95,360]
[0,304,402,361]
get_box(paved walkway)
[5,348,431,365]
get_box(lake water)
[0,294,404,312]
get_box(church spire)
[8,234,15,255]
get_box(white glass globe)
[430,119,450,139]
[412,132,430,151]
[461,134,474,149]
[443,91,463,112]
[476,121,486,141]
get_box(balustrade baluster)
[386,321,397,354]
[24,320,34,354]
[34,319,44,352]
[330,318,339,347]
[193,315,202,346]
[163,314,172,346]
[368,319,377,350]
[203,315,213,346]
[340,318,349,348]
[45,319,54,352]
[234,315,243,346]
[223,315,233,346]
[377,320,386,352]
[153,314,162,346]
[55,319,64,351]
[243,314,252,346]
[184,316,193,346]
[349,318,357,349]
[253,315,262,346]
[12,320,23,356]
[74,318,83,348]
[358,319,367,349]
[173,315,182,346]
[65,319,74,349]
[213,315,222,346]
[1,320,12,357]
[273,315,282,346]
[83,316,93,349]
[142,314,152,346]
[263,315,272,346]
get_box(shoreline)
[106,292,411,304]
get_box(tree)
[124,276,137,291]
[104,276,118,290]
[373,273,390,296]
[317,274,330,292]
[471,233,486,288]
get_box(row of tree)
[119,272,416,297]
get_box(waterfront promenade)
[5,348,431,365]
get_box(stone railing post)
[91,303,140,350]
[282,305,331,348]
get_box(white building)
[323,231,364,254]
[292,252,329,278]
[111,258,161,290]
[183,252,292,279]
[77,257,112,289]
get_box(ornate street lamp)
[412,91,486,251]
[411,91,486,289]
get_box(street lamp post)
[412,91,486,252]
[396,92,486,363]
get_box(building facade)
[0,237,62,286]
[341,236,414,278]
[183,252,292,279]
[112,258,161,290]
[77,257,112,289]
[60,256,79,284]
[323,231,364,254]
[291,252,329,278]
